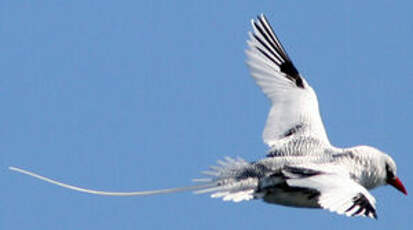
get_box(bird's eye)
[385,163,395,179]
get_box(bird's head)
[352,145,407,195]
[381,154,407,195]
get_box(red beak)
[388,177,408,195]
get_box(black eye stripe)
[385,163,395,179]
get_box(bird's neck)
[343,152,385,190]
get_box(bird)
[9,14,407,219]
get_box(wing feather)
[287,173,377,219]
[246,14,329,147]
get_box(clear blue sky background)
[2,1,412,229]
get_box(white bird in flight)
[10,14,407,219]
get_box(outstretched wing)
[246,15,329,147]
[287,172,377,219]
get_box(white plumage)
[194,15,406,219]
[246,18,329,146]
[9,14,407,220]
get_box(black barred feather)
[251,15,304,88]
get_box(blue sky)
[2,0,412,229]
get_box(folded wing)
[246,15,329,147]
[287,172,377,219]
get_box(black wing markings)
[283,124,304,137]
[345,193,378,219]
[252,15,304,88]
[256,166,322,200]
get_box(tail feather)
[9,157,259,202]
[195,157,259,202]
[9,166,214,196]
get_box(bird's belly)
[262,189,320,208]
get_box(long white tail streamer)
[9,166,215,196]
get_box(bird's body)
[196,139,395,218]
[9,14,406,219]
[194,15,407,219]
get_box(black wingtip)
[346,193,377,219]
[250,14,305,89]
[280,61,303,88]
